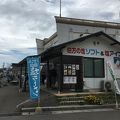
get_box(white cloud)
[0,54,18,68]
[62,0,120,20]
[0,0,120,67]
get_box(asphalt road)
[0,109,120,120]
[0,83,28,114]
[0,84,18,113]
[0,83,57,114]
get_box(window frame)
[84,57,105,78]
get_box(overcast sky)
[0,0,120,68]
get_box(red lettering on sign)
[67,47,85,54]
[76,48,80,53]
[80,48,85,54]
[67,47,72,53]
[72,48,76,54]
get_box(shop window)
[72,64,76,75]
[63,64,78,84]
[68,64,72,75]
[64,64,68,75]
[84,58,104,78]
[63,64,80,76]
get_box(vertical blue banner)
[27,56,40,99]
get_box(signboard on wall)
[67,47,120,57]
[66,47,120,68]
[63,76,77,84]
[27,57,40,99]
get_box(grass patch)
[57,92,120,105]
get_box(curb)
[21,104,118,113]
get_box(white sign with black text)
[63,76,77,84]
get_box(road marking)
[52,108,114,114]
[22,112,36,116]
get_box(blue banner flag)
[27,57,40,99]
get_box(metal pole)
[38,97,40,107]
[60,0,61,17]
[113,81,119,109]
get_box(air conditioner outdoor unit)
[100,80,113,92]
[104,80,114,92]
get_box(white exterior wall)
[37,18,120,55]
[44,40,53,50]
[44,36,58,50]
[51,36,59,46]
[62,37,120,90]
[36,39,44,54]
[57,23,120,45]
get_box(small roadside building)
[36,16,120,92]
[40,31,120,92]
[20,16,120,93]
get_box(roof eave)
[55,16,120,29]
